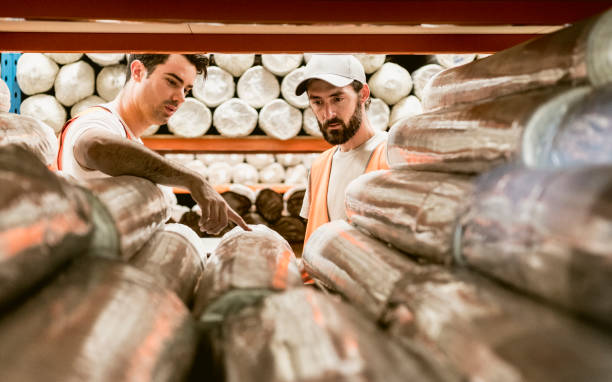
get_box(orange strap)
[55,105,134,171]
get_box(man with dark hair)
[57,53,247,234]
[295,54,388,244]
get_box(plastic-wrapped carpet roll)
[0,112,59,166]
[54,61,95,107]
[231,162,259,185]
[212,53,255,77]
[271,216,306,243]
[261,54,303,76]
[129,223,207,306]
[302,107,323,137]
[168,97,212,137]
[207,162,233,185]
[366,98,390,131]
[0,145,94,310]
[44,53,83,65]
[96,64,127,102]
[423,9,612,111]
[411,64,443,100]
[283,164,307,186]
[284,186,306,218]
[16,53,59,95]
[19,94,67,134]
[389,95,423,126]
[236,66,280,108]
[280,66,309,109]
[85,53,125,66]
[353,54,386,74]
[212,98,258,137]
[245,153,275,169]
[259,162,285,184]
[0,257,197,382]
[140,124,160,136]
[301,153,319,168]
[164,153,195,166]
[0,79,10,112]
[275,153,303,167]
[387,85,588,174]
[368,62,412,105]
[184,159,208,178]
[179,211,205,238]
[345,169,474,264]
[255,188,283,223]
[192,67,235,108]
[198,153,245,166]
[70,95,105,118]
[433,54,476,69]
[169,204,190,223]
[259,99,302,140]
[243,211,268,226]
[222,184,255,216]
[457,164,612,327]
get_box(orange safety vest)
[54,106,134,171]
[304,141,389,244]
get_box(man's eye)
[167,78,177,86]
[334,97,343,102]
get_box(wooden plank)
[142,135,331,153]
[1,1,610,25]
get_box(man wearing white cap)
[296,54,389,245]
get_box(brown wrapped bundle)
[345,169,473,263]
[388,85,588,173]
[284,185,306,218]
[423,9,612,111]
[457,165,612,326]
[195,287,457,382]
[243,211,268,226]
[221,184,254,216]
[129,223,207,306]
[0,145,93,309]
[271,216,306,243]
[179,210,204,237]
[0,112,58,166]
[255,187,283,223]
[193,225,302,317]
[0,257,197,381]
[84,175,170,259]
[304,220,612,382]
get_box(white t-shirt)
[60,101,142,180]
[300,131,387,221]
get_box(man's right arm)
[74,128,249,234]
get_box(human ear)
[131,60,147,82]
[360,84,370,103]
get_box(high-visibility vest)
[304,141,389,244]
[55,105,134,171]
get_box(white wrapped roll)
[259,162,286,184]
[167,98,211,137]
[367,98,390,131]
[302,107,322,137]
[141,124,160,136]
[434,54,476,68]
[228,183,256,204]
[411,64,443,100]
[86,53,125,66]
[212,54,255,77]
[19,94,67,133]
[302,153,319,168]
[275,153,303,167]
[246,153,275,169]
[353,54,386,74]
[184,159,208,178]
[284,164,308,185]
[169,205,190,223]
[258,99,302,140]
[196,153,245,166]
[261,54,303,76]
[16,53,59,95]
[54,61,95,107]
[237,66,280,108]
[212,98,258,137]
[389,95,423,126]
[232,162,259,184]
[44,53,83,65]
[207,162,232,185]
[281,67,309,109]
[164,153,195,165]
[69,95,105,118]
[96,64,127,102]
[368,62,412,105]
[192,67,235,108]
[0,79,10,112]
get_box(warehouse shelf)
[142,135,331,153]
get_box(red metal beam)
[3,1,611,25]
[142,136,332,153]
[0,32,538,54]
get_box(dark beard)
[318,101,362,145]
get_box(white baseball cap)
[295,54,366,96]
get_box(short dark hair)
[351,80,371,110]
[125,54,209,81]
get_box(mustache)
[165,101,179,108]
[322,118,344,129]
